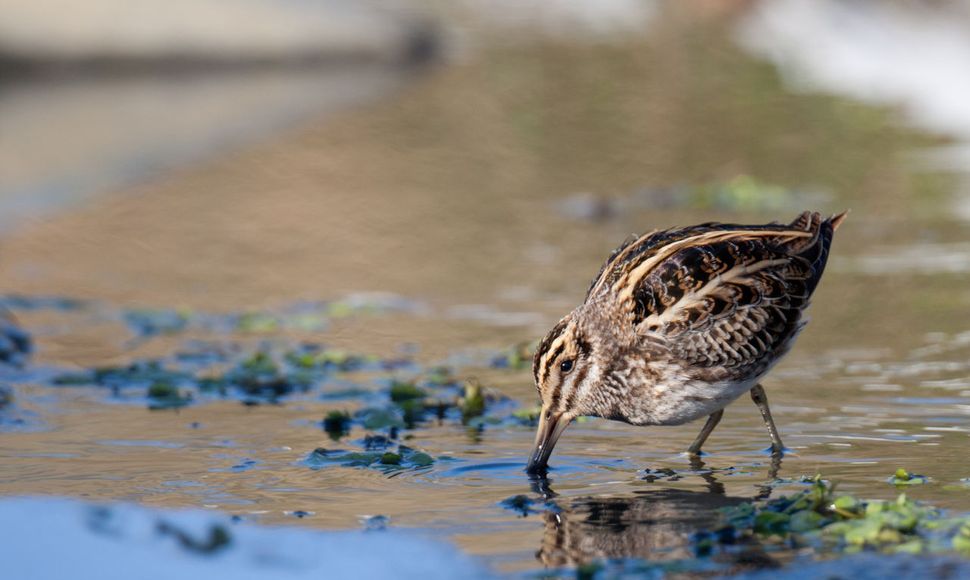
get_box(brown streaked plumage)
[526,211,846,473]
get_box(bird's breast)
[623,375,759,426]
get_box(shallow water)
[2,4,970,577]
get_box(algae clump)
[323,410,352,440]
[890,467,930,486]
[389,381,426,403]
[460,381,486,423]
[715,475,970,556]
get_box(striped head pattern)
[532,310,606,414]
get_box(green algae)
[389,381,427,403]
[48,342,389,407]
[460,381,486,423]
[511,406,541,426]
[322,410,352,440]
[408,451,434,467]
[357,407,406,430]
[490,342,534,370]
[398,401,426,429]
[305,444,434,473]
[388,381,430,428]
[424,366,458,387]
[380,452,402,465]
[50,373,94,386]
[44,335,526,421]
[235,313,281,333]
[232,297,415,334]
[202,344,385,403]
[52,361,192,390]
[146,382,175,398]
[146,381,192,410]
[890,468,930,486]
[225,351,310,403]
[239,352,278,375]
[689,174,795,212]
[715,475,970,556]
[284,346,375,373]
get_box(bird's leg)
[687,409,724,455]
[749,383,785,455]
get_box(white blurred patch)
[837,241,970,275]
[736,0,970,220]
[458,0,658,38]
[0,497,489,580]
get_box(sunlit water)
[2,4,970,577]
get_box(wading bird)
[526,211,846,473]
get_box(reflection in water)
[532,458,781,571]
[537,488,759,569]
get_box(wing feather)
[609,212,843,378]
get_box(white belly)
[628,376,762,426]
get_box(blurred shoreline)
[0,0,439,232]
[0,24,438,82]
[3,0,970,306]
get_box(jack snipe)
[526,211,846,473]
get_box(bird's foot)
[760,445,793,457]
[682,448,710,458]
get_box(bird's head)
[526,308,614,474]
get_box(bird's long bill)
[526,409,570,474]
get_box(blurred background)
[3,0,970,576]
[3,0,969,322]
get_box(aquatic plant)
[424,366,459,387]
[305,444,434,473]
[146,381,192,410]
[224,351,311,404]
[889,467,930,486]
[284,345,374,373]
[690,174,796,212]
[322,410,352,440]
[511,406,541,426]
[356,407,406,430]
[711,475,970,556]
[490,342,534,370]
[52,361,192,389]
[389,381,427,403]
[460,380,486,423]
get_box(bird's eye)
[559,359,574,373]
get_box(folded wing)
[591,211,844,379]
